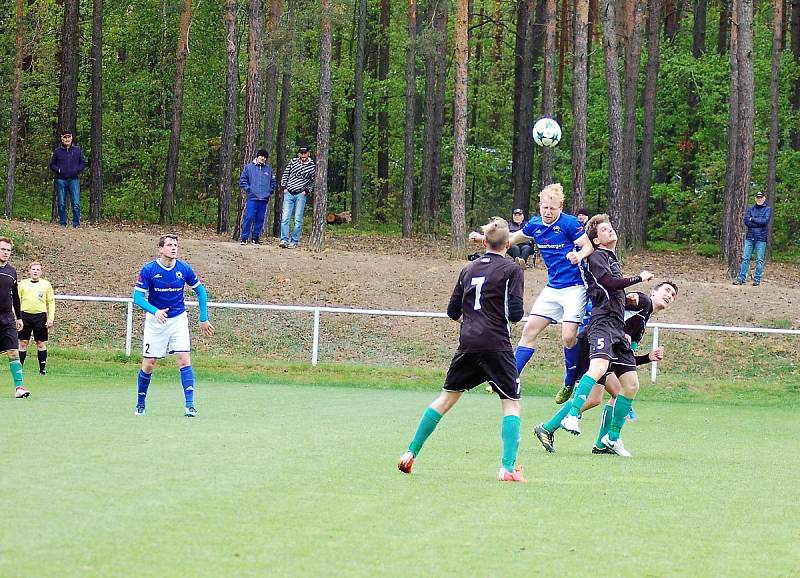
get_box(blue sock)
[137,370,152,407]
[180,366,195,407]
[515,346,535,375]
[563,345,580,386]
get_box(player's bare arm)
[566,233,593,264]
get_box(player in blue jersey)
[133,234,214,417]
[470,184,593,384]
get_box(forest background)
[1,0,798,269]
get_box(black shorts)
[19,312,48,342]
[0,322,19,353]
[585,319,636,377]
[443,350,520,401]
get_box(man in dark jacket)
[238,149,276,245]
[49,131,88,228]
[734,191,772,286]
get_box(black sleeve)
[508,295,524,323]
[598,273,642,291]
[447,276,464,321]
[635,353,651,366]
[12,281,21,319]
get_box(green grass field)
[2,363,799,577]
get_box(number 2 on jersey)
[471,276,486,310]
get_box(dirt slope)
[7,220,800,329]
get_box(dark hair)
[576,207,590,217]
[158,233,178,247]
[585,213,610,245]
[256,149,269,158]
[653,281,678,296]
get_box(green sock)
[568,374,597,416]
[9,359,23,388]
[608,395,634,441]
[543,402,572,433]
[595,403,613,448]
[408,407,443,456]
[501,415,521,471]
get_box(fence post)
[312,308,321,366]
[650,325,659,383]
[126,300,134,357]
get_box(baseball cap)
[755,191,765,198]
[298,146,309,153]
[512,208,524,215]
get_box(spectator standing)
[507,209,534,268]
[238,149,276,245]
[18,262,55,375]
[49,131,88,228]
[279,146,316,249]
[734,191,772,286]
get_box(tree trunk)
[602,0,624,225]
[766,0,783,252]
[451,0,468,259]
[540,0,557,187]
[402,0,417,238]
[218,0,239,235]
[375,0,391,218]
[557,0,570,114]
[263,0,282,154]
[55,0,81,221]
[721,0,740,270]
[89,0,104,223]
[420,0,448,237]
[664,0,684,40]
[273,0,294,237]
[430,1,448,229]
[351,0,366,225]
[729,0,755,277]
[5,0,25,217]
[637,0,662,245]
[681,0,706,193]
[620,0,646,249]
[160,0,192,225]
[233,0,266,240]
[790,0,800,148]
[718,0,729,55]
[511,0,537,215]
[309,0,333,252]
[571,0,589,212]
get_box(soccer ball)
[532,117,562,148]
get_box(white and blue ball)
[532,117,562,148]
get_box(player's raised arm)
[567,233,593,264]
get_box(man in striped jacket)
[279,146,316,248]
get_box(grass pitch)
[1,368,798,577]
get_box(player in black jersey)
[539,215,653,457]
[397,218,528,482]
[0,238,29,398]
[534,281,677,454]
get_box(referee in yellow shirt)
[18,262,55,375]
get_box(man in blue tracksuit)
[238,149,276,245]
[49,131,88,228]
[734,191,772,286]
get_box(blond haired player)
[470,184,593,387]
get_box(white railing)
[55,295,800,382]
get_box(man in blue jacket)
[48,131,88,228]
[734,191,772,286]
[238,149,276,245]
